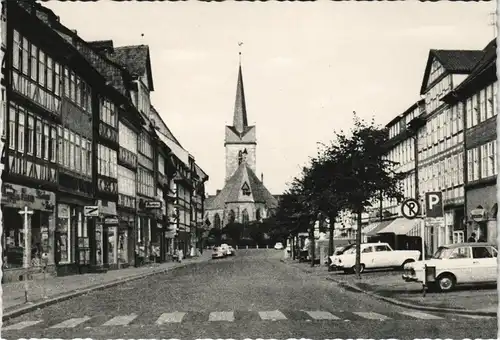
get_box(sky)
[44,1,495,196]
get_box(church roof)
[206,162,278,210]
[233,63,248,133]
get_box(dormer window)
[241,182,251,196]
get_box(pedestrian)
[467,233,476,242]
[178,249,183,263]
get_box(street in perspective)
[0,1,498,339]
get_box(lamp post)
[19,206,33,303]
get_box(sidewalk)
[285,259,498,316]
[2,252,211,319]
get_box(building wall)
[225,143,256,182]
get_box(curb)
[2,259,208,322]
[285,261,497,317]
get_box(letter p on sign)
[425,192,443,218]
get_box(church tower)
[224,56,256,183]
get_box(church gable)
[236,170,255,202]
[225,126,256,144]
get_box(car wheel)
[401,259,415,271]
[437,274,456,292]
[352,264,365,274]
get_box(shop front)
[96,200,119,270]
[136,197,156,266]
[118,212,135,268]
[466,184,497,244]
[1,183,56,282]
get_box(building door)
[102,226,109,267]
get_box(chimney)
[261,173,263,183]
[216,190,221,195]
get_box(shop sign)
[1,183,55,211]
[145,201,162,209]
[104,217,119,225]
[97,200,117,216]
[470,209,487,222]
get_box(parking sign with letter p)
[425,192,443,218]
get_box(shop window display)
[118,229,128,264]
[108,226,117,265]
[56,204,72,263]
[2,208,48,269]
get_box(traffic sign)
[84,206,99,217]
[425,192,443,218]
[145,201,162,209]
[401,198,420,219]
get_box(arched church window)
[214,213,221,229]
[228,210,236,224]
[256,208,261,221]
[242,209,249,225]
[238,150,243,165]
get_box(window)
[30,44,37,81]
[75,135,81,171]
[18,110,25,153]
[13,30,21,70]
[467,148,479,182]
[8,105,16,150]
[449,247,471,259]
[86,141,92,177]
[158,154,165,175]
[81,142,87,176]
[57,127,63,164]
[98,144,118,178]
[100,98,117,127]
[38,50,46,87]
[138,132,152,158]
[472,246,494,259]
[481,141,496,178]
[118,166,136,197]
[466,97,473,128]
[374,245,390,252]
[64,67,69,97]
[56,204,72,264]
[50,127,57,162]
[35,118,42,157]
[63,128,69,167]
[138,166,154,197]
[69,132,75,170]
[472,93,479,126]
[118,122,137,153]
[479,88,486,122]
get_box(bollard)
[266,245,268,249]
[257,245,259,249]
[246,245,248,249]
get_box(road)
[2,249,497,339]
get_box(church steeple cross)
[233,42,248,134]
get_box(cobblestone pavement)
[2,250,497,339]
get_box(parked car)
[334,242,421,274]
[212,246,225,259]
[220,244,230,256]
[402,242,498,292]
[228,245,235,256]
[329,244,356,270]
[274,242,284,250]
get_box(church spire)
[233,51,248,133]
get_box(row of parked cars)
[212,244,236,259]
[329,241,498,292]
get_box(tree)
[331,113,405,278]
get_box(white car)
[274,242,284,250]
[403,242,498,292]
[332,242,421,274]
[212,246,225,259]
[221,244,230,256]
[228,246,235,256]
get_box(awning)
[158,133,189,166]
[366,220,393,236]
[363,222,381,235]
[378,217,422,236]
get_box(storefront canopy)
[378,217,422,236]
[366,220,393,236]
